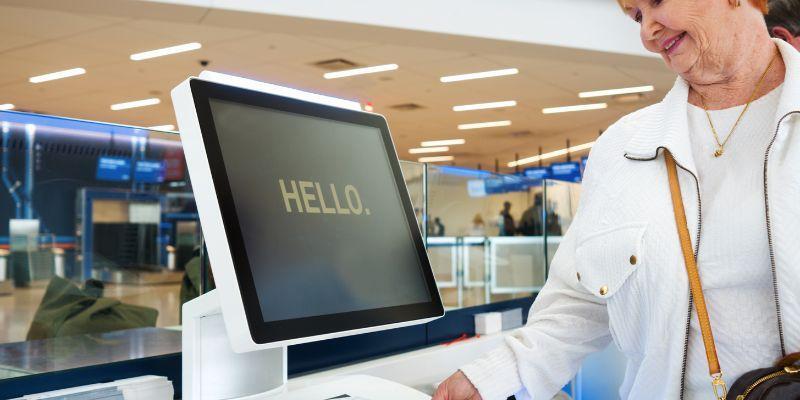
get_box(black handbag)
[727,353,800,400]
[665,151,800,399]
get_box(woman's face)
[625,0,743,82]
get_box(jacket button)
[630,255,638,265]
[599,285,609,296]
[577,272,581,281]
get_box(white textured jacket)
[461,38,800,400]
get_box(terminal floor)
[0,282,181,344]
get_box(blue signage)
[549,161,582,183]
[134,160,165,183]
[523,167,550,180]
[96,157,131,182]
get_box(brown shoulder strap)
[664,151,728,398]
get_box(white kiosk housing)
[173,72,444,400]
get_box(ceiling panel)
[0,5,120,40]
[123,19,259,46]
[0,3,672,172]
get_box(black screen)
[208,99,432,323]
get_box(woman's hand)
[432,370,483,400]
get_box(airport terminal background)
[0,1,674,398]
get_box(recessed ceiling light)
[111,98,161,111]
[29,68,86,83]
[130,42,202,61]
[323,64,399,79]
[508,141,595,167]
[542,103,607,114]
[453,100,517,112]
[0,104,15,111]
[419,155,454,163]
[579,85,654,98]
[458,120,511,130]
[440,68,518,83]
[421,139,465,147]
[409,146,449,154]
[147,124,175,131]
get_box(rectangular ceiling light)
[111,98,161,111]
[130,42,202,61]
[440,68,518,83]
[324,64,399,79]
[508,141,596,167]
[453,100,517,112]
[409,146,448,154]
[419,155,454,163]
[542,103,607,114]
[0,104,14,111]
[579,85,654,98]
[29,68,86,83]
[458,120,511,130]
[421,139,465,147]
[147,124,175,131]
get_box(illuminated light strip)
[200,71,362,111]
[131,42,202,61]
[579,85,654,98]
[458,120,511,130]
[453,100,517,112]
[111,98,161,111]
[421,139,465,147]
[409,146,448,154]
[508,141,596,167]
[147,124,175,131]
[0,104,14,111]
[542,103,607,114]
[29,68,86,83]
[419,155,454,163]
[440,68,519,83]
[323,64,399,79]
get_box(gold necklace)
[699,51,778,158]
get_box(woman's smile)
[663,31,688,56]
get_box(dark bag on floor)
[27,276,158,340]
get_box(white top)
[684,85,784,397]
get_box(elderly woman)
[433,0,799,399]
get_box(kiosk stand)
[183,290,286,400]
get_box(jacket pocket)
[575,222,648,299]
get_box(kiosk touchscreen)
[173,72,443,400]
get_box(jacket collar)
[624,38,800,173]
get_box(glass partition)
[425,165,582,309]
[0,111,192,378]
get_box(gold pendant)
[714,148,724,157]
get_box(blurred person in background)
[767,0,800,50]
[469,214,486,236]
[498,201,516,236]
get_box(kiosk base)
[182,290,287,400]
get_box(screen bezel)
[189,79,443,344]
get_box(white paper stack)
[12,375,174,400]
[474,312,503,335]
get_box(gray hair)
[766,0,800,35]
